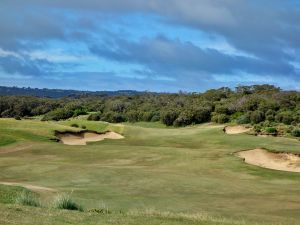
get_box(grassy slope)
[0,118,299,225]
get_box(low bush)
[291,128,300,137]
[81,125,86,129]
[70,123,79,128]
[42,108,74,121]
[265,127,277,135]
[212,114,229,124]
[53,194,83,211]
[87,113,101,121]
[236,114,250,124]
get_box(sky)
[0,0,300,92]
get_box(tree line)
[0,85,299,135]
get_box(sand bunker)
[224,126,251,134]
[237,149,300,172]
[55,131,124,145]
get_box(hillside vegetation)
[0,85,300,137]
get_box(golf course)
[0,118,299,225]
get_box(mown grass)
[0,119,300,225]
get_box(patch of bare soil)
[55,130,124,145]
[224,126,251,134]
[0,182,57,193]
[237,149,300,172]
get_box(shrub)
[250,110,265,124]
[254,124,262,133]
[291,128,300,137]
[212,114,229,124]
[14,116,21,120]
[275,111,294,125]
[81,125,86,129]
[73,108,87,117]
[87,113,101,121]
[53,194,83,211]
[71,123,79,128]
[161,110,179,126]
[236,114,250,124]
[173,111,193,127]
[15,191,40,207]
[126,110,139,122]
[265,127,277,135]
[42,108,73,121]
[192,107,211,123]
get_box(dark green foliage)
[174,111,193,127]
[1,85,299,127]
[81,125,86,129]
[212,114,229,124]
[236,114,250,124]
[42,108,74,121]
[87,113,101,121]
[265,127,277,135]
[161,110,179,126]
[291,128,300,137]
[250,110,265,124]
[73,108,87,117]
[71,123,79,128]
[275,111,294,125]
[192,107,211,123]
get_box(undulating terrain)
[0,118,299,225]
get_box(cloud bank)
[0,0,299,91]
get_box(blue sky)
[0,0,299,92]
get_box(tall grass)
[15,191,40,207]
[53,193,83,211]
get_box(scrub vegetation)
[0,85,299,137]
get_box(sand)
[224,126,251,134]
[237,149,300,172]
[56,131,124,145]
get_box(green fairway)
[0,118,299,225]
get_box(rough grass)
[15,191,40,207]
[53,194,83,211]
[0,119,300,225]
[0,184,26,204]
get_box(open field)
[0,118,300,225]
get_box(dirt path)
[237,149,300,172]
[0,182,57,193]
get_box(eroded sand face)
[56,131,124,145]
[224,126,251,134]
[237,149,300,172]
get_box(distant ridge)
[0,86,143,98]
